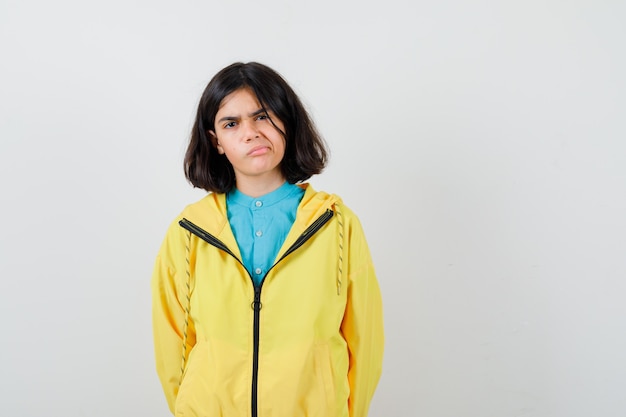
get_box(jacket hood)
[179,183,342,262]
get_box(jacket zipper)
[178,208,334,417]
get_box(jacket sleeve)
[151,222,196,414]
[341,212,384,417]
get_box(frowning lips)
[247,145,270,156]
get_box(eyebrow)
[217,108,267,124]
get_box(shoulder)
[179,192,224,219]
[301,184,364,228]
[173,192,228,234]
[158,193,226,250]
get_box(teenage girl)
[151,62,384,417]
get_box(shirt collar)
[227,182,303,209]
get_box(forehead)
[217,88,261,115]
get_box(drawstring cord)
[179,230,192,386]
[335,203,344,296]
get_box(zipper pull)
[251,286,262,311]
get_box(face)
[209,88,286,189]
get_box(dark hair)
[184,62,329,193]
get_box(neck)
[234,174,287,198]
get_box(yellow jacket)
[152,184,384,417]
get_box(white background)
[1,0,625,416]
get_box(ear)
[208,130,224,154]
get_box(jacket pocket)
[175,342,219,417]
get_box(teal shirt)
[226,182,305,286]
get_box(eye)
[224,121,237,129]
[256,114,268,121]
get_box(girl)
[151,62,384,417]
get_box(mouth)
[248,146,270,156]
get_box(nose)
[242,120,260,142]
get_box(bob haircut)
[184,62,329,193]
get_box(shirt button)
[255,230,263,237]
[255,268,262,275]
[255,201,262,207]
